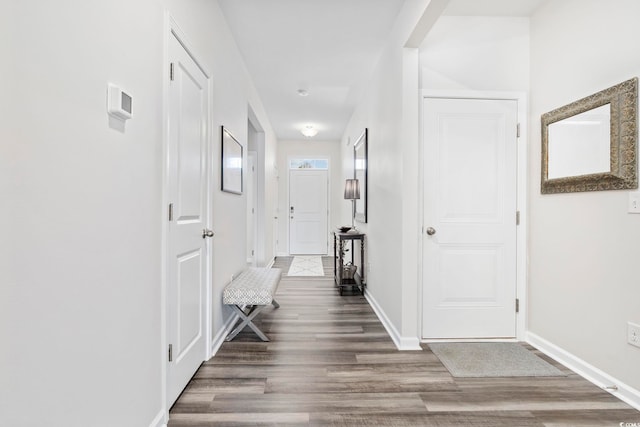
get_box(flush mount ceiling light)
[301,125,318,138]
[297,89,309,97]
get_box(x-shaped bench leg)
[225,300,279,342]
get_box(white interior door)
[246,152,257,265]
[289,169,328,254]
[166,33,210,406]
[422,97,517,339]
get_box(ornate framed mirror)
[541,78,638,194]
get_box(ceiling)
[444,0,545,16]
[218,0,547,141]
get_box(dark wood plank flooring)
[169,257,639,426]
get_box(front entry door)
[166,33,210,406]
[422,97,518,339]
[289,169,328,254]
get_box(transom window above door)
[289,159,328,170]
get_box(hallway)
[167,258,638,426]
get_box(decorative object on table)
[344,178,360,230]
[354,128,368,222]
[221,126,243,194]
[342,262,357,280]
[339,225,352,233]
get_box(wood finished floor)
[169,257,639,426]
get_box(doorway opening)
[247,108,268,266]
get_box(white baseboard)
[210,309,241,358]
[265,257,275,269]
[527,332,640,411]
[148,409,166,427]
[364,290,422,351]
[422,338,518,343]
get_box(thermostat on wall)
[107,83,132,120]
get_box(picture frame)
[354,128,368,223]
[541,77,637,194]
[221,126,243,194]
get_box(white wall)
[529,0,640,393]
[276,140,342,255]
[341,0,435,346]
[340,2,530,346]
[0,0,278,425]
[342,46,405,335]
[420,16,530,91]
[1,1,165,425]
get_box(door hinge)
[516,210,520,225]
[168,344,173,362]
[516,298,520,313]
[169,63,175,81]
[516,123,521,138]
[169,203,174,221]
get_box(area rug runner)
[429,342,565,378]
[287,256,325,277]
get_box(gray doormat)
[429,342,565,378]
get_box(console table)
[332,230,366,295]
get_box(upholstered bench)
[223,267,282,341]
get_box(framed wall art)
[354,128,368,223]
[221,126,243,194]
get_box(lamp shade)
[344,179,360,200]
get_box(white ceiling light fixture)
[297,89,309,97]
[301,125,318,138]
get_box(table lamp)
[344,178,360,230]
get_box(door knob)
[426,227,436,236]
[202,229,215,238]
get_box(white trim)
[159,12,170,427]
[168,18,210,79]
[210,308,241,357]
[419,89,528,341]
[265,257,275,269]
[422,338,518,343]
[527,332,640,411]
[148,410,166,427]
[365,290,422,351]
[246,151,258,267]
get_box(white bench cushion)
[223,267,282,306]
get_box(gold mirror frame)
[541,77,638,194]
